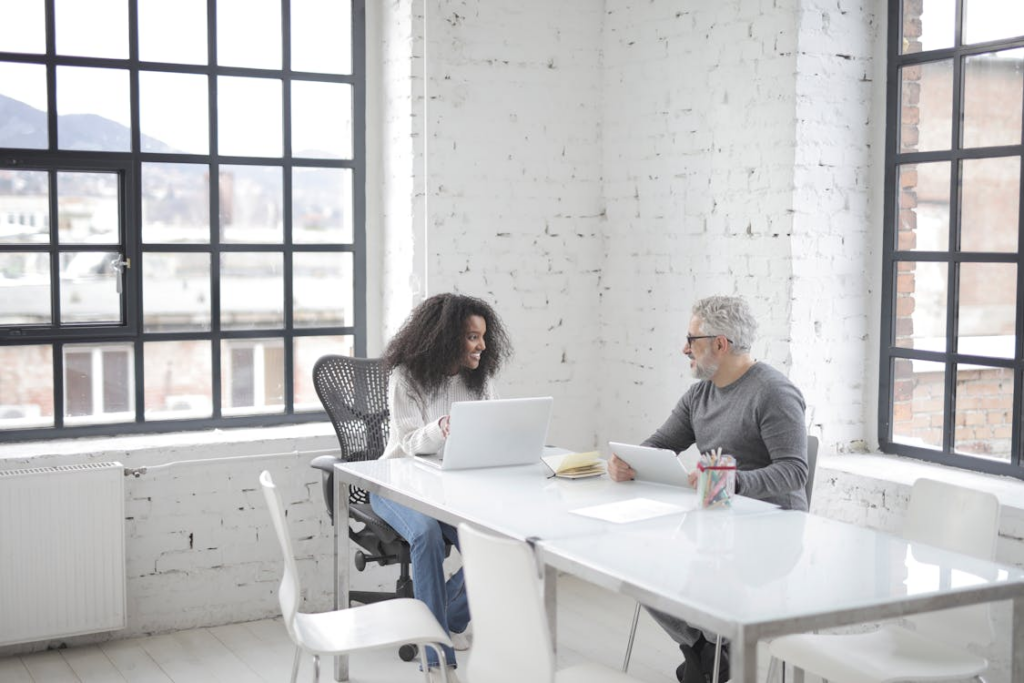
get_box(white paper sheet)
[571,497,687,524]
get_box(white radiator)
[0,463,126,646]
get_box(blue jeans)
[369,493,469,668]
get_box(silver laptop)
[418,397,553,471]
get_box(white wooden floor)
[0,575,689,683]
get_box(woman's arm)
[386,369,447,457]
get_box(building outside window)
[0,0,365,440]
[881,0,1024,477]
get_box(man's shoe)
[674,638,706,683]
[699,638,730,683]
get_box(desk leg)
[732,631,756,683]
[544,564,558,654]
[333,475,350,682]
[1013,596,1024,683]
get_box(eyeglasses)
[685,335,734,347]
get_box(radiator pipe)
[122,446,340,477]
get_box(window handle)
[110,256,131,294]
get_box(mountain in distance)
[0,94,176,153]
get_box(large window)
[0,0,365,440]
[881,0,1024,476]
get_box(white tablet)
[608,441,690,487]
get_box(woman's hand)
[607,453,636,482]
[438,415,451,438]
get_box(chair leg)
[622,602,641,672]
[312,654,320,683]
[290,646,302,683]
[712,634,723,683]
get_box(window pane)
[0,344,53,429]
[960,157,1019,253]
[102,348,130,412]
[291,0,352,74]
[897,162,949,251]
[217,0,281,69]
[293,168,353,244]
[144,340,212,420]
[221,338,285,415]
[291,81,353,159]
[954,365,1012,461]
[963,49,1024,149]
[220,253,284,329]
[900,60,952,153]
[0,0,46,54]
[217,77,283,158]
[0,252,50,325]
[893,261,948,351]
[958,262,1015,359]
[57,66,131,152]
[59,250,122,324]
[55,0,128,59]
[964,0,1024,46]
[57,172,120,245]
[63,342,134,424]
[143,253,210,332]
[293,335,353,411]
[141,163,211,244]
[219,165,283,244]
[0,62,48,149]
[902,0,955,54]
[891,358,945,450]
[138,0,208,65]
[140,72,209,154]
[0,170,50,244]
[64,349,93,417]
[293,252,352,328]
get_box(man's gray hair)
[693,295,757,353]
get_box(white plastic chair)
[260,471,453,683]
[457,522,646,683]
[766,477,1000,683]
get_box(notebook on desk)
[416,396,554,471]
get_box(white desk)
[332,458,1024,683]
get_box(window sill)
[0,421,338,464]
[819,450,1024,511]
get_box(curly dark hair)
[383,293,511,397]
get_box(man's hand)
[687,469,699,488]
[607,453,636,482]
[438,415,451,438]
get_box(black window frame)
[879,0,1024,478]
[0,0,366,441]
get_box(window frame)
[879,0,1024,478]
[0,0,366,441]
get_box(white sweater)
[381,365,497,460]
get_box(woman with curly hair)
[371,292,511,681]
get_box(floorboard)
[0,574,703,683]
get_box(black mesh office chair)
[310,355,421,660]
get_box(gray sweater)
[642,362,808,511]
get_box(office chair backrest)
[805,435,819,505]
[459,523,556,683]
[903,478,1000,647]
[260,471,302,642]
[312,355,390,464]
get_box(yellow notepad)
[541,451,606,479]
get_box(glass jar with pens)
[696,448,736,509]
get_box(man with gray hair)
[608,294,808,683]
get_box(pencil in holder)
[696,450,736,509]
